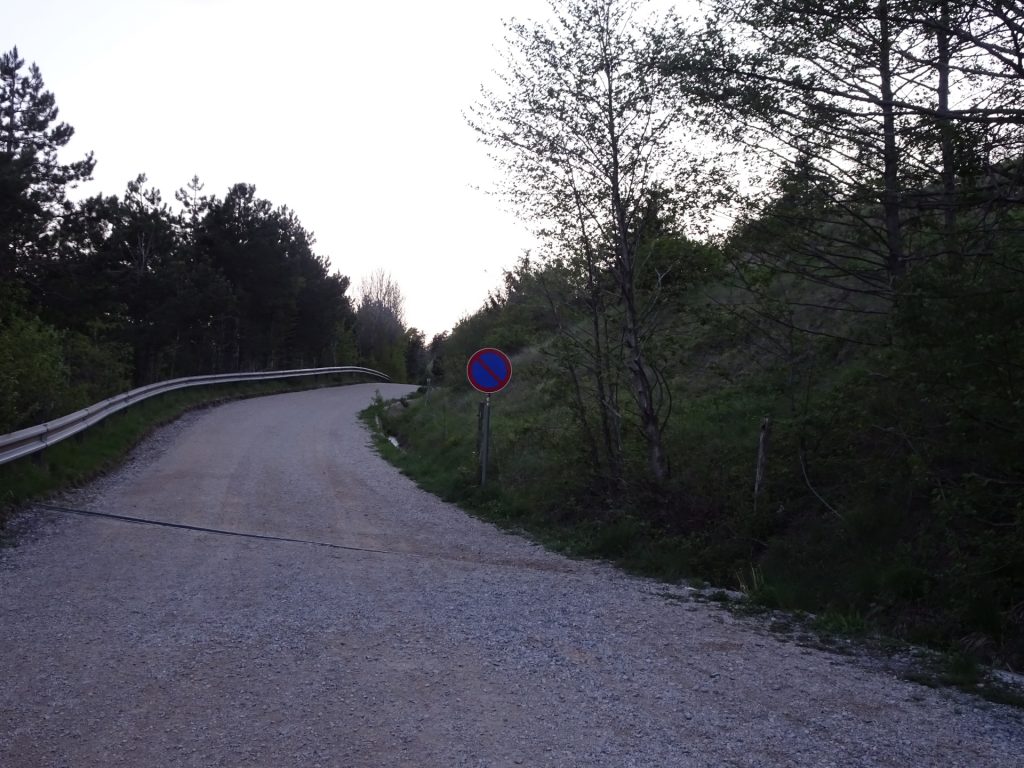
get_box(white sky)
[6,0,571,339]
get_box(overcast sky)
[6,0,579,339]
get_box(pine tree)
[0,47,94,283]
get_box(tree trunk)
[610,166,668,484]
[572,184,624,490]
[878,0,905,282]
[601,45,669,484]
[621,283,668,483]
[936,0,958,248]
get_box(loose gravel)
[1,383,1022,767]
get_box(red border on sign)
[466,347,512,394]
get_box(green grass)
[812,609,870,636]
[363,382,1024,710]
[0,373,379,527]
[899,652,1024,708]
[361,385,701,583]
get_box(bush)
[62,329,133,409]
[0,312,68,433]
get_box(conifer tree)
[0,47,94,284]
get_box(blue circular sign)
[466,348,512,394]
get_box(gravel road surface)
[1,383,1022,767]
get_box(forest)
[379,0,1024,673]
[0,46,417,436]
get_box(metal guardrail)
[0,366,391,466]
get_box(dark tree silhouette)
[0,47,93,285]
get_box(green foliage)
[61,328,132,410]
[1,48,374,416]
[362,344,406,384]
[0,310,67,432]
[404,328,427,384]
[940,652,985,688]
[363,373,700,584]
[636,227,724,295]
[370,229,1024,668]
[0,46,94,284]
[812,609,869,637]
[353,270,408,379]
[190,182,356,372]
[0,293,132,433]
[380,0,1024,675]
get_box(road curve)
[1,383,1021,767]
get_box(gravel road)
[1,383,1022,767]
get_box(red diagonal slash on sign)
[466,348,512,394]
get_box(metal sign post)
[466,348,512,487]
[480,394,492,486]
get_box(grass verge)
[362,387,1024,710]
[359,387,698,582]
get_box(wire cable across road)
[31,502,403,558]
[28,502,582,575]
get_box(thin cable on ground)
[28,502,583,576]
[31,502,405,558]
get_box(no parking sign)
[466,348,512,394]
[466,348,511,486]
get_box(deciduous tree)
[470,0,721,484]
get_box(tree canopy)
[0,47,410,432]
